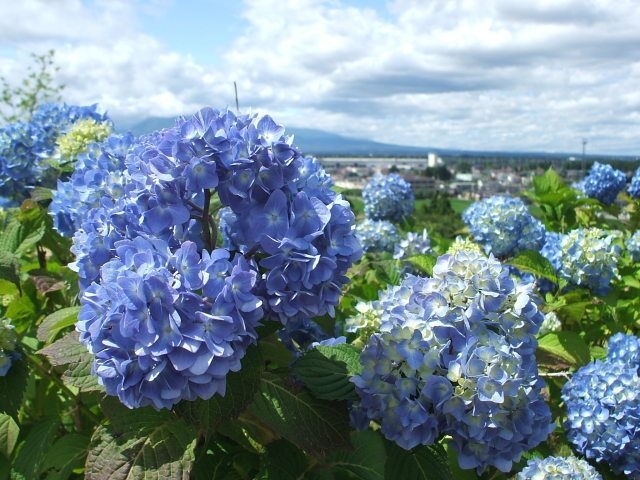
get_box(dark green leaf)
[40,433,89,480]
[293,344,362,401]
[508,250,558,283]
[0,252,20,293]
[262,439,310,480]
[537,332,591,367]
[85,401,197,480]
[248,372,351,457]
[324,430,385,480]
[384,442,453,480]
[0,359,27,415]
[37,306,80,343]
[176,345,263,437]
[11,416,58,480]
[0,414,19,459]
[406,254,438,276]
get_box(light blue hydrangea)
[540,232,564,272]
[629,167,640,199]
[462,195,546,258]
[558,228,621,295]
[393,228,431,260]
[626,231,640,262]
[562,353,640,477]
[355,219,400,253]
[538,312,561,336]
[580,162,626,205]
[516,455,602,480]
[607,332,640,366]
[351,251,553,474]
[0,318,18,376]
[362,173,414,221]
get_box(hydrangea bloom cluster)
[462,195,545,258]
[57,118,112,161]
[393,228,431,260]
[0,103,109,205]
[69,108,361,408]
[562,334,640,477]
[51,133,135,237]
[629,167,640,199]
[0,318,18,376]
[516,455,602,480]
[446,236,484,256]
[362,173,414,221]
[626,231,640,262]
[351,251,553,473]
[355,219,399,253]
[538,312,561,336]
[344,300,383,343]
[557,228,621,295]
[539,232,564,272]
[580,162,626,205]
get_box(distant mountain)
[115,116,431,156]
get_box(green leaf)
[537,332,591,368]
[11,416,58,480]
[37,331,102,393]
[262,439,310,480]
[406,254,438,276]
[176,345,263,437]
[324,430,386,480]
[36,306,81,343]
[248,372,351,457]
[40,433,89,480]
[0,207,46,258]
[508,250,558,283]
[0,359,27,415]
[0,252,20,293]
[0,414,19,459]
[384,442,453,480]
[85,400,197,480]
[293,344,362,401]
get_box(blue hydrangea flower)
[70,108,361,408]
[580,162,626,205]
[362,173,414,221]
[607,332,640,366]
[0,103,110,205]
[626,231,640,262]
[351,251,553,474]
[629,167,640,199]
[540,232,564,272]
[355,219,399,253]
[562,355,640,477]
[516,455,602,480]
[0,319,18,376]
[462,196,545,258]
[558,228,621,295]
[393,228,431,260]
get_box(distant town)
[319,153,640,200]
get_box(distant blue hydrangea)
[627,231,640,262]
[516,455,602,480]
[558,228,621,295]
[393,228,431,260]
[629,167,640,198]
[0,319,18,376]
[607,332,640,366]
[562,354,640,477]
[351,251,553,474]
[355,219,399,253]
[462,195,545,258]
[71,108,361,408]
[580,162,626,205]
[362,173,414,221]
[0,103,109,205]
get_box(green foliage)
[384,442,453,480]
[0,50,64,123]
[508,250,558,283]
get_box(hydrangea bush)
[362,173,414,221]
[579,161,626,205]
[355,218,400,253]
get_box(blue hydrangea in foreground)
[558,228,621,295]
[580,161,626,205]
[393,228,431,260]
[462,195,545,258]
[355,219,399,253]
[71,108,361,408]
[629,167,640,199]
[0,319,18,376]
[0,103,109,205]
[351,251,553,474]
[627,231,640,262]
[362,173,414,221]
[562,352,640,477]
[516,455,602,480]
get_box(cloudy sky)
[1,0,639,154]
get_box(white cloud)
[1,0,639,154]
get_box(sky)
[1,0,639,155]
